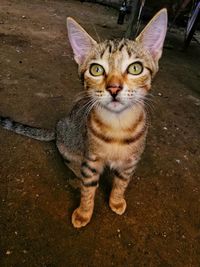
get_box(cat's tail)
[0,116,56,141]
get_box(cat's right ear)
[66,17,97,65]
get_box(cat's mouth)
[105,99,126,113]
[111,98,119,102]
[110,100,121,107]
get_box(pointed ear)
[66,17,97,65]
[136,9,168,62]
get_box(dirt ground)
[0,1,200,266]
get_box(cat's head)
[66,9,167,113]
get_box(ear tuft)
[66,17,97,65]
[136,9,168,62]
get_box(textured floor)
[0,1,200,266]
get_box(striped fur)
[0,116,55,141]
[63,36,153,227]
[0,10,167,228]
[66,10,167,228]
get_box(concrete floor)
[0,1,200,266]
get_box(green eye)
[90,64,104,76]
[127,62,143,75]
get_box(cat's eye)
[90,64,105,76]
[127,62,143,75]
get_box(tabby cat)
[0,9,167,228]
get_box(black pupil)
[96,66,101,72]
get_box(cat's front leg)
[72,157,103,228]
[109,164,136,215]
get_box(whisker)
[85,99,99,116]
[74,91,93,102]
[142,97,155,115]
[77,96,99,118]
[91,23,101,43]
[129,100,151,128]
[78,99,96,116]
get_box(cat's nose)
[106,84,122,98]
[106,74,123,98]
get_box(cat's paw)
[109,198,127,215]
[72,208,92,228]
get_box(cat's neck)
[92,104,146,130]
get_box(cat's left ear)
[67,17,97,65]
[136,8,168,62]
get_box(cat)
[0,9,168,228]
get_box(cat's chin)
[103,101,128,113]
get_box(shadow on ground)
[0,1,200,266]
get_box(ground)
[0,1,200,266]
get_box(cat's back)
[56,98,88,156]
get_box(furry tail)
[0,116,55,141]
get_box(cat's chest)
[87,108,147,162]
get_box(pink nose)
[106,84,122,97]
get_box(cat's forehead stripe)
[118,43,124,51]
[100,41,114,58]
[108,43,112,53]
[80,38,157,76]
[99,39,127,56]
[97,39,142,59]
